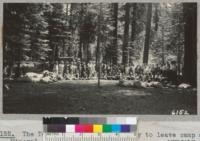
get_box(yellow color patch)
[93,124,103,133]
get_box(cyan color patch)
[111,124,121,133]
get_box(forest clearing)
[3,3,197,114]
[4,80,197,114]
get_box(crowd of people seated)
[3,59,179,84]
[52,60,179,84]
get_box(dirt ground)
[3,80,197,115]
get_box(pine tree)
[47,3,70,67]
[4,4,32,77]
[28,4,50,62]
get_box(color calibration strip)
[43,133,137,141]
[43,117,137,133]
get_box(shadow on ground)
[3,80,197,115]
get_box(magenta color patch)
[75,124,84,133]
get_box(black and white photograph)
[3,3,197,114]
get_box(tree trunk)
[183,3,197,86]
[177,41,181,75]
[55,46,59,61]
[130,3,137,64]
[16,45,22,77]
[131,4,137,41]
[86,43,90,64]
[143,3,152,64]
[177,14,181,75]
[122,3,130,66]
[161,26,165,65]
[79,40,83,64]
[62,39,65,57]
[96,4,102,87]
[79,4,84,65]
[112,3,118,65]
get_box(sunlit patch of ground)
[3,80,197,115]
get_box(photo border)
[0,0,199,121]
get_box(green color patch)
[103,124,112,132]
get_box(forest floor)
[3,80,197,115]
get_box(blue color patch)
[121,125,130,132]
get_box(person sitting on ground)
[154,64,161,81]
[144,64,151,82]
[129,64,135,80]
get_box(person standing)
[58,61,65,78]
[53,61,59,75]
[170,61,177,84]
[77,60,81,79]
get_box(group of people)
[53,60,96,80]
[102,62,178,83]
[52,60,179,83]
